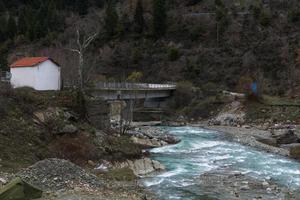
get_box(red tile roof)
[10,57,58,68]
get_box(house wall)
[10,67,37,89]
[10,60,61,91]
[35,60,61,91]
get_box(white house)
[10,57,61,91]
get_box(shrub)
[101,135,142,161]
[167,47,180,61]
[172,81,194,109]
[49,133,98,165]
[131,48,143,64]
[259,9,271,27]
[289,9,300,23]
[127,71,143,82]
[102,168,136,181]
[189,25,207,41]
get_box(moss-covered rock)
[0,178,42,200]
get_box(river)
[143,126,300,199]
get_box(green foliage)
[259,9,271,27]
[215,0,229,37]
[0,1,64,42]
[0,15,7,42]
[289,9,300,23]
[7,15,17,39]
[134,0,145,34]
[131,47,143,64]
[250,1,262,19]
[172,81,194,109]
[104,1,119,38]
[152,0,167,37]
[189,24,207,41]
[127,71,143,82]
[167,47,180,61]
[0,1,6,12]
[76,0,89,16]
[18,7,27,35]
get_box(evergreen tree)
[7,15,17,39]
[134,0,145,34]
[18,7,27,35]
[0,15,7,42]
[104,1,119,38]
[76,0,88,16]
[0,1,6,13]
[152,0,167,37]
[25,7,36,41]
[47,0,60,31]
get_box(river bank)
[193,122,300,161]
[143,126,300,200]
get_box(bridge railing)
[95,82,176,90]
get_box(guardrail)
[94,82,176,90]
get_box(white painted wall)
[35,60,61,91]
[11,67,37,89]
[10,60,61,91]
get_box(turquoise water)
[143,127,300,199]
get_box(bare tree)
[66,29,98,91]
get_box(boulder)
[281,143,300,159]
[255,135,277,147]
[272,129,299,145]
[112,158,165,176]
[60,124,78,134]
[0,178,42,200]
[131,136,162,148]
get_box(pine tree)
[18,7,27,35]
[0,15,7,42]
[134,0,145,34]
[152,0,167,37]
[76,0,88,16]
[47,0,61,31]
[104,1,119,38]
[7,15,17,39]
[0,1,6,13]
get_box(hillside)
[0,0,299,94]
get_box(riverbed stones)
[198,169,292,200]
[16,159,102,191]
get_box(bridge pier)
[89,82,176,122]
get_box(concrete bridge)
[91,82,176,100]
[90,82,176,122]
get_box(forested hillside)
[0,0,300,95]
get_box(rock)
[112,158,165,176]
[151,160,165,171]
[242,125,251,129]
[60,124,78,134]
[131,137,162,148]
[88,160,96,167]
[198,169,291,200]
[17,159,102,191]
[281,143,300,159]
[255,135,277,147]
[0,178,7,185]
[272,129,299,145]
